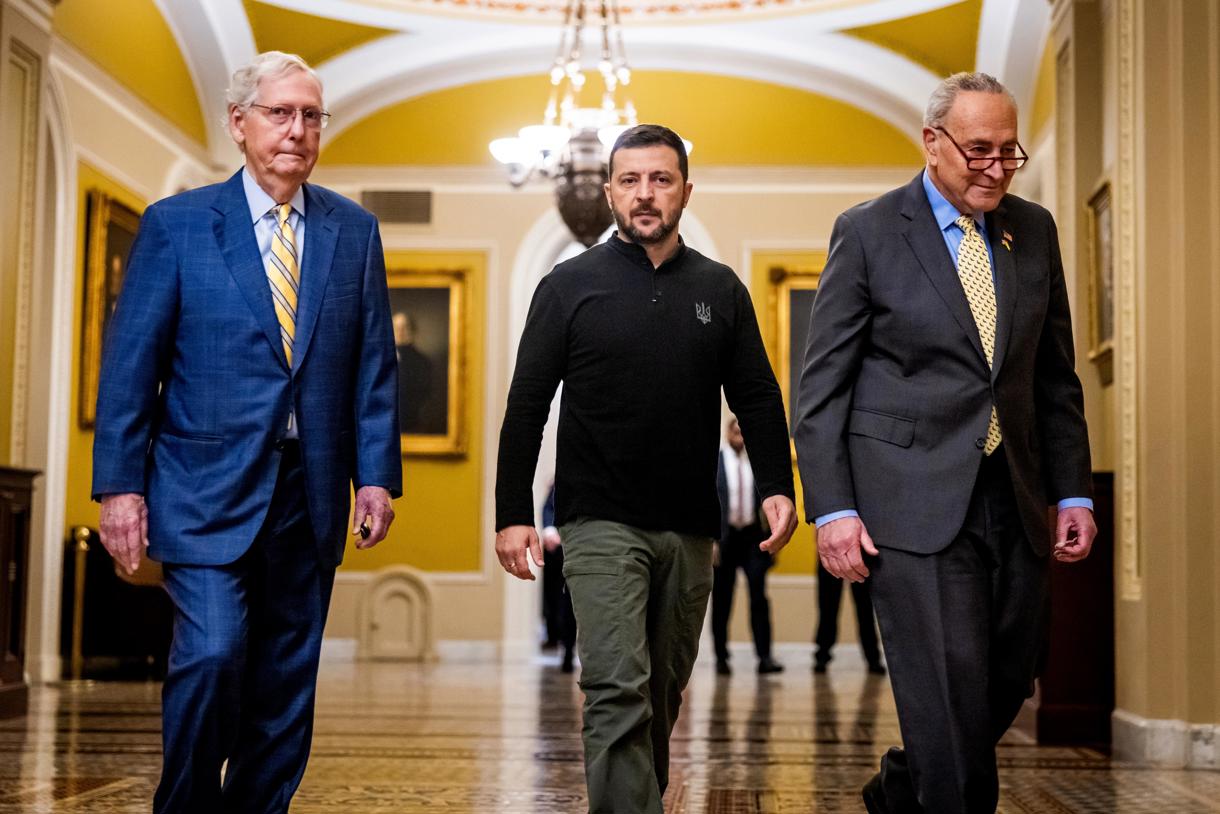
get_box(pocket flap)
[563,562,625,578]
[848,408,915,448]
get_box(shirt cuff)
[1057,497,1094,512]
[815,509,859,528]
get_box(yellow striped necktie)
[266,203,299,367]
[955,215,1003,455]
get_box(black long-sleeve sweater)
[495,234,795,540]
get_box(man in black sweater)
[495,125,796,814]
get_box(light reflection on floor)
[0,650,1217,812]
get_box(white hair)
[924,72,1016,128]
[225,51,323,111]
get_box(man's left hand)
[1053,505,1096,563]
[353,486,395,549]
[759,495,797,555]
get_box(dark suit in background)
[711,444,779,673]
[539,486,577,670]
[795,151,1092,812]
[813,559,881,672]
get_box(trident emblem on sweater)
[695,303,712,324]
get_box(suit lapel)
[899,176,988,365]
[987,204,1018,380]
[289,184,339,373]
[212,171,289,371]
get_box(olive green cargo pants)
[560,518,715,814]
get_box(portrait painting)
[1087,180,1115,384]
[79,190,141,429]
[386,268,467,455]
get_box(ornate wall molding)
[5,39,42,464]
[1115,0,1141,601]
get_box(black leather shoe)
[812,659,828,674]
[757,656,784,674]
[715,658,731,676]
[862,773,890,814]
[561,651,575,673]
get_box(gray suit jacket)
[793,173,1091,555]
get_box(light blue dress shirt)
[814,171,1092,528]
[242,169,306,437]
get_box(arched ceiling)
[321,71,923,166]
[55,0,1053,167]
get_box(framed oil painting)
[79,190,141,429]
[1086,180,1115,384]
[386,268,468,455]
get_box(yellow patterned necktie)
[266,203,299,367]
[955,215,1003,455]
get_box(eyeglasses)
[935,127,1027,171]
[248,103,331,130]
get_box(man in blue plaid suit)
[91,52,401,813]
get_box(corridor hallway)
[0,652,1217,813]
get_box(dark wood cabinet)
[0,467,38,718]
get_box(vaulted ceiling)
[53,0,1054,167]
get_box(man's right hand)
[816,515,878,583]
[99,493,149,576]
[496,524,544,581]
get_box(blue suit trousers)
[154,445,336,814]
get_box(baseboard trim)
[321,637,501,663]
[1112,708,1220,768]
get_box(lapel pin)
[1002,230,1013,251]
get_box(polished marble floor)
[1,648,1218,813]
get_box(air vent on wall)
[361,190,432,224]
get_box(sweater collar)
[607,231,687,270]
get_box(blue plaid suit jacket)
[92,170,402,566]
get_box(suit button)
[975,437,986,449]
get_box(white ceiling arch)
[252,0,964,28]
[154,0,1049,164]
[318,27,940,146]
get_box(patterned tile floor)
[0,650,1217,813]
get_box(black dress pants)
[868,448,1050,814]
[814,560,882,666]
[711,523,774,662]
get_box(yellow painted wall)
[339,250,485,574]
[243,0,393,67]
[1029,35,1057,143]
[53,0,207,146]
[321,71,922,167]
[845,0,981,78]
[748,249,826,578]
[65,189,485,574]
[66,164,147,533]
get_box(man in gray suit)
[794,72,1097,814]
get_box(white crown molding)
[10,0,54,32]
[311,163,917,193]
[155,0,257,165]
[50,40,213,176]
[976,0,1053,119]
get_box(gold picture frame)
[387,267,468,456]
[762,254,826,458]
[1085,179,1115,385]
[79,190,141,429]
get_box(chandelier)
[489,0,688,246]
